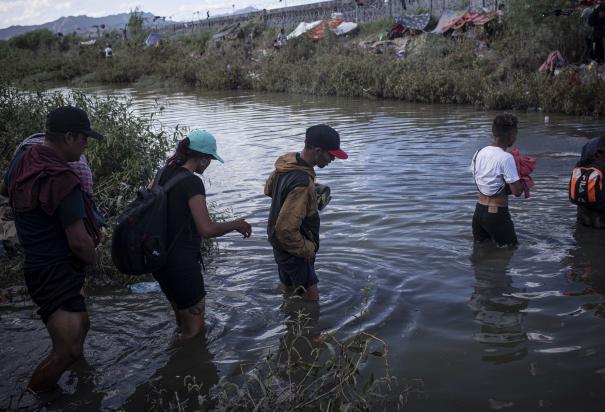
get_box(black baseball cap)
[305,124,348,159]
[46,106,103,140]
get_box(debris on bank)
[212,22,242,41]
[435,10,499,34]
[144,32,161,48]
[287,13,358,40]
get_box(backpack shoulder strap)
[472,148,489,196]
[152,167,192,193]
[162,169,192,192]
[160,168,196,254]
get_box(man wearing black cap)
[0,106,102,396]
[265,124,347,301]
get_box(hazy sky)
[0,0,319,29]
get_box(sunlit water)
[1,88,605,411]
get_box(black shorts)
[153,247,206,310]
[274,249,319,292]
[472,203,518,247]
[24,260,87,324]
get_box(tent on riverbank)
[287,21,321,39]
[211,22,242,41]
[432,10,466,33]
[433,11,498,34]
[144,32,161,48]
[287,18,358,40]
[387,14,430,39]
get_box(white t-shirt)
[471,146,520,196]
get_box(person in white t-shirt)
[471,114,523,247]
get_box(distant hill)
[209,6,259,19]
[233,6,259,15]
[0,12,175,40]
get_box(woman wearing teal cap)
[153,129,252,338]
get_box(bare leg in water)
[175,299,205,340]
[28,308,90,392]
[280,283,319,301]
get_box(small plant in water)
[143,309,423,411]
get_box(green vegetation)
[146,310,422,411]
[2,1,604,115]
[0,85,183,286]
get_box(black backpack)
[111,168,190,275]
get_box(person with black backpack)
[151,130,251,339]
[571,136,605,228]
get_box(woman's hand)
[234,218,252,238]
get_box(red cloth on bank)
[511,148,536,198]
[8,145,81,215]
[539,50,566,74]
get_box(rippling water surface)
[2,88,605,411]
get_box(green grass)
[1,2,603,114]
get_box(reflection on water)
[1,87,605,411]
[279,298,322,365]
[563,224,605,318]
[124,334,218,411]
[468,245,528,364]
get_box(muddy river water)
[2,88,605,411]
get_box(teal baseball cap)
[188,129,224,163]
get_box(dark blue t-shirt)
[4,150,85,271]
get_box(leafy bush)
[494,0,585,71]
[0,85,180,284]
[9,29,56,51]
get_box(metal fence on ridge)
[155,0,506,37]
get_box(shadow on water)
[4,358,105,411]
[279,298,322,363]
[122,333,219,411]
[563,223,605,318]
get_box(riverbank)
[2,1,605,116]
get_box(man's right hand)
[303,243,316,262]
